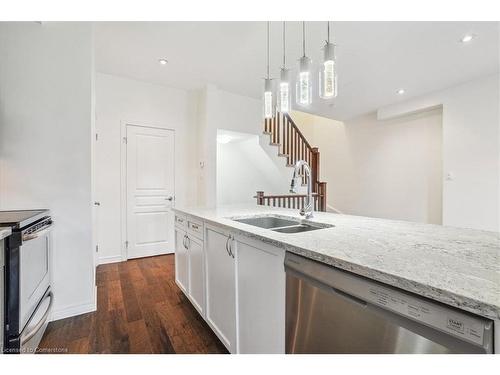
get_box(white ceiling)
[94,21,499,120]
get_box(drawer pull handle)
[21,290,54,345]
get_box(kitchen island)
[173,205,499,353]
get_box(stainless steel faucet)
[290,160,313,219]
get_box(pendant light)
[278,22,291,113]
[319,21,338,99]
[296,21,312,107]
[263,21,274,119]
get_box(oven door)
[19,224,52,331]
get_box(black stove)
[1,209,53,353]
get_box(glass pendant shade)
[263,78,274,119]
[319,42,338,99]
[278,68,291,113]
[295,56,312,107]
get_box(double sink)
[232,215,333,234]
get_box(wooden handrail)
[254,192,320,199]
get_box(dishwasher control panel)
[363,284,491,347]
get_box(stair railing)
[255,183,327,212]
[264,112,319,188]
[259,111,327,211]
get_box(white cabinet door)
[236,236,286,354]
[174,227,188,294]
[187,235,204,316]
[205,226,236,353]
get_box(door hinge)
[95,245,99,253]
[123,137,127,144]
[125,240,129,249]
[95,133,98,141]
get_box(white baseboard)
[50,301,96,322]
[127,249,174,260]
[98,254,123,265]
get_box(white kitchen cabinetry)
[174,226,189,294]
[235,235,285,353]
[205,225,237,353]
[174,214,205,316]
[186,234,204,314]
[174,215,287,354]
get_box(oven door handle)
[22,226,53,242]
[20,290,54,346]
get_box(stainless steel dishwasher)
[285,252,494,354]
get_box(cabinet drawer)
[175,214,187,228]
[187,218,204,240]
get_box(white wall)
[196,86,262,207]
[95,73,198,264]
[293,109,443,225]
[378,74,499,231]
[346,109,443,224]
[216,133,291,205]
[0,22,95,319]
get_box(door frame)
[120,121,176,261]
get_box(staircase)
[256,111,327,212]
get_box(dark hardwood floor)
[38,254,228,354]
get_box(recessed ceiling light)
[396,89,405,95]
[460,34,475,43]
[158,58,168,65]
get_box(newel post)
[311,147,319,193]
[318,182,327,212]
[256,191,264,206]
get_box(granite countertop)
[0,227,11,240]
[173,205,500,321]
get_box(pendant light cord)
[327,21,330,43]
[302,21,306,57]
[266,21,270,79]
[282,21,286,68]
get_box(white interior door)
[126,125,175,259]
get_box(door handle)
[166,196,174,201]
[226,235,235,258]
[225,236,231,257]
[21,290,54,345]
[94,201,101,206]
[229,237,235,259]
